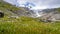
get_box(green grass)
[0,16,60,34]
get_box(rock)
[0,11,4,18]
[8,16,19,19]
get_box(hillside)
[0,0,37,18]
[0,0,60,34]
[0,1,19,16]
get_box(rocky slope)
[37,8,60,22]
[0,0,37,18]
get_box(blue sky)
[4,0,60,10]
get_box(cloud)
[4,0,60,9]
[3,0,16,5]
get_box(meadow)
[0,16,60,34]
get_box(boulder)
[0,12,4,18]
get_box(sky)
[4,0,60,10]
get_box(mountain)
[0,0,37,18]
[1,0,60,20]
[37,8,60,22]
